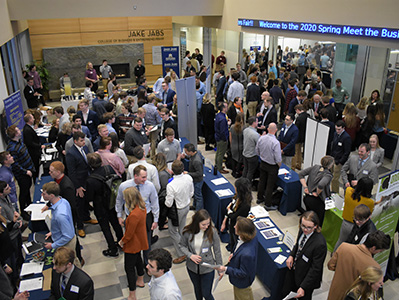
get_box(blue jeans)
[188,269,215,300]
[193,181,204,210]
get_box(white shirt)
[127,159,160,192]
[165,174,193,209]
[149,271,182,300]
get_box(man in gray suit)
[341,143,378,188]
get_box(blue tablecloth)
[276,164,302,215]
[255,218,290,300]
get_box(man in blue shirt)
[0,151,18,211]
[214,102,230,174]
[116,165,159,263]
[42,182,79,266]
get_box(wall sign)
[238,19,399,40]
[162,46,180,78]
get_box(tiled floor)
[71,142,397,300]
[34,101,398,299]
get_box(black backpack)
[90,166,122,210]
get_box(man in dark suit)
[77,99,100,141]
[161,81,176,110]
[292,104,309,170]
[288,90,307,115]
[215,70,226,105]
[50,247,94,300]
[278,113,299,168]
[330,120,352,193]
[23,77,41,109]
[23,113,44,180]
[257,97,277,134]
[65,131,97,238]
[282,211,327,300]
[320,96,337,123]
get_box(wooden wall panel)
[79,17,129,32]
[28,19,80,34]
[127,17,172,30]
[30,33,82,60]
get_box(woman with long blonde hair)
[119,187,148,300]
[344,266,383,300]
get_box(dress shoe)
[102,249,119,257]
[256,199,264,205]
[80,258,85,267]
[173,255,186,264]
[22,236,29,242]
[205,145,213,151]
[151,235,159,244]
[189,205,196,211]
[83,219,98,225]
[78,229,86,238]
[219,169,229,174]
[265,205,278,211]
[197,140,205,144]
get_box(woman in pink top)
[96,136,126,178]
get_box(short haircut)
[85,80,93,87]
[335,120,346,128]
[73,131,85,141]
[134,165,147,176]
[54,247,75,266]
[72,114,82,122]
[42,181,60,197]
[96,90,105,99]
[97,124,107,132]
[359,143,371,152]
[137,108,146,115]
[71,123,81,130]
[133,146,145,159]
[79,98,89,107]
[50,161,65,173]
[164,76,171,84]
[353,204,372,220]
[336,78,342,83]
[54,106,64,115]
[219,70,225,76]
[0,151,10,164]
[139,77,146,85]
[103,112,114,122]
[364,230,391,250]
[247,116,257,125]
[183,143,196,153]
[147,93,156,103]
[321,96,330,104]
[273,79,279,85]
[286,113,295,122]
[217,102,226,112]
[0,181,7,194]
[148,248,172,273]
[320,155,334,169]
[134,117,143,124]
[87,153,102,169]
[289,79,296,87]
[250,76,257,83]
[232,72,240,81]
[164,128,175,137]
[6,125,18,139]
[23,114,32,123]
[171,160,184,175]
[294,104,304,111]
[161,108,170,115]
[100,136,112,149]
[320,108,329,119]
[235,217,256,242]
[298,90,307,97]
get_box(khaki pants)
[331,163,342,193]
[291,143,303,170]
[233,286,254,300]
[247,101,258,117]
[102,79,109,91]
[64,236,81,268]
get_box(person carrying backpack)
[86,153,123,257]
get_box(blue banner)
[162,46,180,78]
[4,91,25,130]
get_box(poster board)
[152,46,162,65]
[303,118,329,169]
[3,91,25,130]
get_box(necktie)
[293,234,307,269]
[358,159,363,170]
[136,184,140,192]
[81,148,87,162]
[61,274,67,295]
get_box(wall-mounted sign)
[162,46,180,78]
[238,19,399,40]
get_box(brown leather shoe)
[219,170,229,174]
[80,258,85,267]
[83,219,98,225]
[78,229,86,238]
[173,255,186,264]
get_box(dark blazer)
[226,237,258,289]
[50,266,94,300]
[59,175,77,209]
[295,112,309,143]
[23,124,41,158]
[216,76,227,103]
[161,88,176,110]
[322,104,337,123]
[278,124,299,156]
[77,110,100,140]
[289,230,327,291]
[258,106,277,129]
[65,144,90,189]
[331,130,352,165]
[246,83,260,104]
[288,97,301,115]
[24,85,38,108]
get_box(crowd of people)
[0,43,394,300]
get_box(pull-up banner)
[3,91,25,130]
[238,19,399,40]
[162,46,180,78]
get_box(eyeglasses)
[300,224,315,231]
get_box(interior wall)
[0,58,8,151]
[363,47,389,99]
[28,17,173,84]
[0,0,13,46]
[186,27,203,55]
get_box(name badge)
[338,142,342,146]
[281,128,284,132]
[354,235,358,241]
[164,147,170,152]
[141,131,145,135]
[70,285,79,293]
[88,120,93,124]
[341,89,344,92]
[202,247,209,253]
[302,254,309,262]
[362,170,369,175]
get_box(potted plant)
[26,61,51,101]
